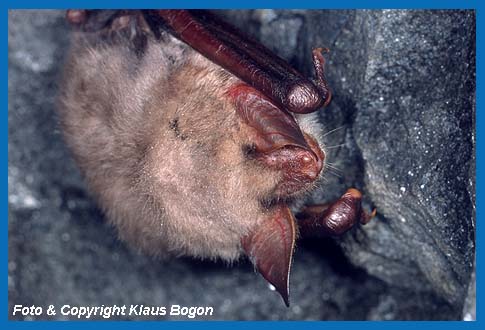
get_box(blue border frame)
[0,0,479,9]
[4,0,479,328]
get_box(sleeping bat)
[58,9,375,306]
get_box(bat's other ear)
[241,205,296,307]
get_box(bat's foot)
[296,188,376,237]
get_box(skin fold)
[59,10,375,306]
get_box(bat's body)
[59,31,264,259]
[59,10,374,306]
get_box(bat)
[59,9,375,306]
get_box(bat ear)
[229,84,310,153]
[241,205,296,307]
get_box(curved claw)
[312,48,332,107]
[361,206,377,225]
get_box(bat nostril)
[302,155,312,163]
[304,153,323,180]
[303,133,325,178]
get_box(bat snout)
[256,136,324,197]
[302,132,325,179]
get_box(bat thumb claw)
[311,47,332,107]
[361,208,377,225]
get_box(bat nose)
[256,137,324,196]
[302,133,325,180]
[261,146,322,177]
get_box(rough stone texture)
[8,10,475,320]
[322,9,476,310]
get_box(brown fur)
[57,30,324,262]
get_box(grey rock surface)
[8,9,475,320]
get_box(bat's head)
[137,52,325,305]
[228,83,325,199]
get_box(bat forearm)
[143,10,330,114]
